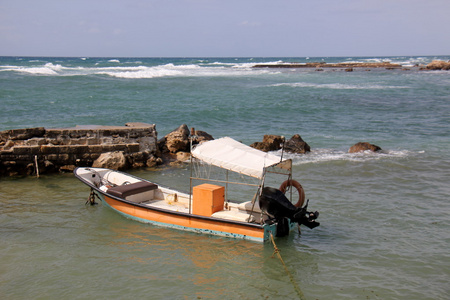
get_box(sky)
[1,0,449,57]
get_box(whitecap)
[271,148,413,165]
[98,65,183,78]
[6,64,59,75]
[108,59,120,63]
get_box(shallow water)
[1,56,449,299]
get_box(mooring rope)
[270,232,306,300]
[86,188,100,205]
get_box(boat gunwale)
[74,167,266,229]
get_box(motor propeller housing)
[259,187,320,234]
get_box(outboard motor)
[259,187,320,236]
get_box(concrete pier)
[0,123,158,176]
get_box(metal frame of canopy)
[188,137,292,218]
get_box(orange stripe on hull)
[103,196,266,241]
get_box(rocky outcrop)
[158,125,214,164]
[191,129,214,145]
[284,134,311,154]
[93,151,127,170]
[253,62,402,69]
[425,60,450,70]
[251,134,310,154]
[349,142,382,153]
[250,135,284,152]
[160,124,191,154]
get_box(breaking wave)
[0,62,268,78]
[0,63,64,75]
[275,148,414,165]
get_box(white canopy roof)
[191,137,292,179]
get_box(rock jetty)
[0,122,218,177]
[253,62,403,70]
[254,60,450,71]
[424,60,450,70]
[0,123,159,176]
[0,122,384,177]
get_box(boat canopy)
[191,137,292,179]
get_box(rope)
[86,188,100,205]
[270,232,306,300]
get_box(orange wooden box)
[192,184,225,216]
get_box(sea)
[0,56,449,299]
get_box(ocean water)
[0,56,449,299]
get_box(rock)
[284,134,311,154]
[146,155,162,168]
[250,135,284,152]
[176,151,191,162]
[43,160,56,172]
[426,60,450,70]
[253,62,402,69]
[59,165,76,172]
[159,125,214,155]
[162,124,190,153]
[92,151,127,170]
[251,134,311,154]
[349,142,382,153]
[5,127,46,140]
[26,163,35,175]
[3,140,14,150]
[191,129,214,145]
[125,122,154,128]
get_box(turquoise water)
[1,56,449,299]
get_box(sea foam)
[274,148,413,165]
[2,61,269,78]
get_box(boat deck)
[142,197,261,223]
[143,199,190,213]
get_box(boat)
[74,137,319,242]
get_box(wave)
[276,148,414,165]
[270,82,409,89]
[0,62,269,78]
[0,62,64,75]
[317,56,449,67]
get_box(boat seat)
[107,181,158,199]
[211,210,255,223]
[237,201,262,213]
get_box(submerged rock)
[349,142,382,153]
